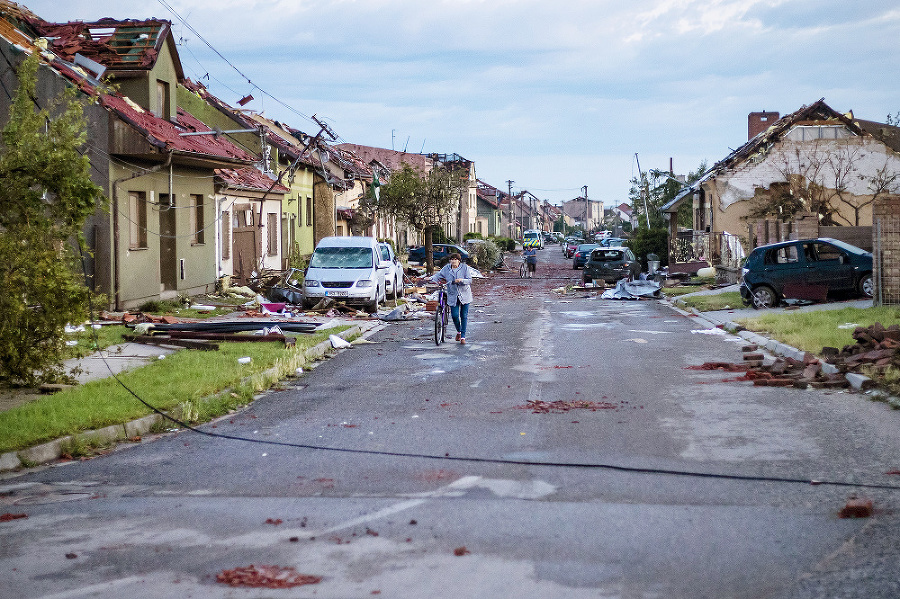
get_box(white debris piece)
[329,335,352,349]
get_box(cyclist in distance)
[523,239,538,277]
[428,253,474,344]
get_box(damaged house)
[663,99,900,279]
[0,5,265,308]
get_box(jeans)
[451,301,469,337]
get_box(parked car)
[407,243,470,265]
[378,242,404,300]
[303,236,388,312]
[582,246,641,285]
[523,229,544,249]
[740,238,874,308]
[599,237,627,247]
[563,238,580,258]
[572,243,599,269]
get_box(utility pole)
[506,180,514,239]
[582,185,588,236]
[634,153,651,229]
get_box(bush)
[464,232,484,241]
[490,236,516,252]
[468,239,501,269]
[626,228,669,271]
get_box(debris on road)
[823,322,899,375]
[216,565,322,588]
[839,497,874,519]
[518,399,618,413]
[600,279,662,300]
[0,513,28,522]
[454,547,471,556]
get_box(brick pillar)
[873,196,900,305]
[795,212,819,240]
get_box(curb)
[666,300,900,408]
[0,324,370,473]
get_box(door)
[802,241,855,291]
[158,200,177,291]
[231,204,259,286]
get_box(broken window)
[129,191,148,249]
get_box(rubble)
[824,323,900,376]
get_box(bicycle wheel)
[441,302,449,344]
[519,262,527,278]
[434,298,444,345]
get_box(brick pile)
[739,346,850,389]
[822,323,900,375]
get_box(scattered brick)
[839,497,873,519]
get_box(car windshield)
[592,250,624,261]
[310,247,373,268]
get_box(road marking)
[35,576,147,599]
[628,329,673,334]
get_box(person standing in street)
[429,253,474,344]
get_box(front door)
[158,199,177,292]
[232,204,259,286]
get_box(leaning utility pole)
[634,153,651,229]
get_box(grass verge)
[735,306,900,353]
[675,291,744,312]
[0,326,351,454]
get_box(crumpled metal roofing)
[34,18,170,71]
[216,168,290,193]
[100,94,256,162]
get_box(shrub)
[626,228,669,270]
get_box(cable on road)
[77,250,900,494]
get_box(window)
[810,242,842,262]
[767,245,798,264]
[222,210,231,259]
[190,194,204,244]
[128,191,147,249]
[305,196,313,227]
[267,212,278,256]
[155,80,170,120]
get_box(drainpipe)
[111,152,173,310]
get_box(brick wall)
[873,195,900,305]
[748,111,780,140]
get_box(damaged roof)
[33,17,181,77]
[216,168,290,194]
[661,98,877,213]
[336,143,433,175]
[100,94,256,163]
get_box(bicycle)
[433,283,450,345]
[520,256,536,279]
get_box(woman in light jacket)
[430,253,474,344]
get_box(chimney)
[748,111,779,140]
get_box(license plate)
[326,290,348,297]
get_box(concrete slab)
[64,342,178,385]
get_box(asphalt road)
[2,248,900,598]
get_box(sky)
[17,0,900,208]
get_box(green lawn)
[674,292,744,312]
[736,306,900,353]
[0,326,351,454]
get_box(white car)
[378,242,404,300]
[303,236,388,312]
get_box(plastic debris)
[237,356,252,364]
[329,335,352,349]
[601,279,662,300]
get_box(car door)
[760,243,804,294]
[802,241,855,291]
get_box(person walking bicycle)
[522,241,538,278]
[428,253,474,344]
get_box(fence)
[873,196,900,306]
[670,231,745,270]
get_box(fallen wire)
[77,249,900,494]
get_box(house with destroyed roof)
[0,3,272,308]
[662,99,900,277]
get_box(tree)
[0,51,105,386]
[375,162,462,272]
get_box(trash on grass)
[329,335,352,349]
[237,356,252,364]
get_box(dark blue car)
[408,243,470,265]
[740,238,873,308]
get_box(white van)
[523,229,544,249]
[303,236,389,312]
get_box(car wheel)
[751,285,778,309]
[858,273,874,298]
